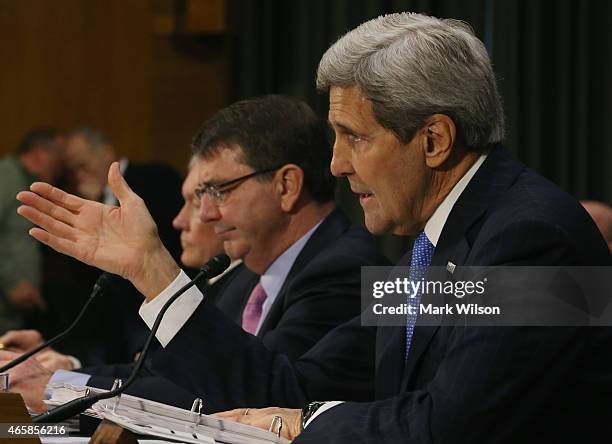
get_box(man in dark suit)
[3,95,387,413]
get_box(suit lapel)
[374,253,412,398]
[257,208,351,336]
[216,266,258,326]
[399,146,526,391]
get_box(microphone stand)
[33,254,230,424]
[0,273,115,373]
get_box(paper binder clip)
[190,398,204,439]
[110,378,123,412]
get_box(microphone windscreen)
[92,272,119,293]
[201,254,231,278]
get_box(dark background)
[1,0,610,260]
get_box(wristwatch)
[301,401,327,431]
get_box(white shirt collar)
[424,153,488,246]
[209,259,242,285]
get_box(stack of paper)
[45,383,290,444]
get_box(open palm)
[17,162,177,297]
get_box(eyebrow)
[328,119,358,135]
[197,179,224,188]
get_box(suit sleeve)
[295,221,611,443]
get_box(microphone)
[0,272,116,373]
[34,253,231,424]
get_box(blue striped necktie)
[405,231,435,359]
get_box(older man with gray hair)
[14,12,612,443]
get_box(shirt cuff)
[67,355,82,370]
[305,401,345,428]
[138,270,203,347]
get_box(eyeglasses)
[194,166,281,205]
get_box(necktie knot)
[410,231,435,269]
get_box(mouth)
[358,192,374,204]
[214,227,236,238]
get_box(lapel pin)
[446,261,456,274]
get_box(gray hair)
[316,12,504,150]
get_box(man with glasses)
[1,95,387,412]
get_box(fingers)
[27,183,84,212]
[214,408,251,419]
[17,191,78,227]
[37,350,73,372]
[0,330,43,349]
[0,350,20,361]
[17,205,77,242]
[28,227,82,261]
[108,162,137,204]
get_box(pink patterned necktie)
[242,281,267,334]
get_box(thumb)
[108,161,136,204]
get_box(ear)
[422,114,456,169]
[275,164,304,213]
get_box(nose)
[198,195,222,223]
[172,203,189,231]
[330,138,354,177]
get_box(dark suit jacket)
[122,162,183,261]
[150,147,612,442]
[86,208,388,409]
[186,207,388,360]
[83,267,241,408]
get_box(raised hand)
[17,162,179,300]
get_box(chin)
[181,255,202,269]
[364,212,394,236]
[223,240,248,262]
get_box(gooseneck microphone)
[0,272,116,373]
[34,253,231,424]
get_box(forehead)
[328,85,380,133]
[182,167,199,195]
[196,146,249,182]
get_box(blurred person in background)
[0,128,65,333]
[0,155,234,373]
[27,125,184,366]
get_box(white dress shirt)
[139,220,322,347]
[305,153,487,428]
[48,260,242,389]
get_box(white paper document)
[45,383,289,444]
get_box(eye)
[347,133,364,143]
[210,188,226,203]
